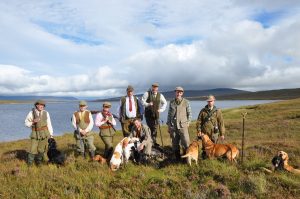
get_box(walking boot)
[90,150,95,161]
[27,153,35,166]
[36,153,44,166]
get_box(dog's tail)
[181,153,191,158]
[227,144,238,161]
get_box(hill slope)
[1,99,300,198]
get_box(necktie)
[129,97,132,112]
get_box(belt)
[99,126,112,129]
[32,126,48,131]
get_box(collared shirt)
[95,112,116,127]
[117,96,137,118]
[71,110,94,132]
[24,110,53,136]
[141,91,167,112]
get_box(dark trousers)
[145,116,158,144]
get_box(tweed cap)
[34,100,46,106]
[174,86,184,92]
[126,85,134,92]
[103,101,112,108]
[206,95,216,101]
[79,100,88,106]
[152,83,159,87]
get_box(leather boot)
[90,150,95,160]
[36,153,44,165]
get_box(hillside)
[215,88,300,100]
[0,99,300,198]
[94,88,250,101]
[0,95,78,101]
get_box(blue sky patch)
[253,10,286,28]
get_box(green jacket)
[130,124,152,145]
[31,110,50,140]
[196,105,225,137]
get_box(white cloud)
[0,1,300,96]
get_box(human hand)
[149,102,153,106]
[33,118,40,123]
[138,144,144,151]
[220,135,225,140]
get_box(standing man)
[130,119,153,159]
[142,83,167,147]
[95,102,116,159]
[196,95,225,158]
[118,85,142,137]
[167,86,192,162]
[25,100,54,166]
[71,100,96,159]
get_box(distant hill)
[0,96,78,101]
[215,88,300,100]
[93,88,250,101]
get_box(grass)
[1,98,300,198]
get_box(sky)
[0,0,299,98]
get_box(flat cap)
[103,101,112,108]
[79,100,88,106]
[34,100,46,106]
[126,85,134,92]
[152,83,159,87]
[174,86,184,92]
[206,95,215,101]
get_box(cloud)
[0,1,300,96]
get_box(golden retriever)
[200,133,239,162]
[277,151,300,175]
[181,140,200,166]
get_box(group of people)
[24,83,225,165]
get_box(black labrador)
[47,138,66,165]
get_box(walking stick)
[157,119,164,148]
[241,112,247,164]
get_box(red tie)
[129,97,133,112]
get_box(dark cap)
[126,85,134,92]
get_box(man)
[142,83,167,147]
[118,85,142,137]
[71,100,96,159]
[167,86,192,162]
[25,100,54,166]
[196,95,225,158]
[95,102,117,159]
[129,118,153,158]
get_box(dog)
[272,151,300,175]
[110,137,137,171]
[93,155,107,164]
[181,141,200,166]
[47,138,66,165]
[200,134,239,162]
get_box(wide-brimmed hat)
[127,85,134,92]
[34,100,46,106]
[103,101,111,108]
[79,100,88,106]
[206,95,215,101]
[174,86,184,92]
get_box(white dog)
[110,137,140,171]
[123,137,140,163]
[110,137,129,171]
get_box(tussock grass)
[1,99,300,198]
